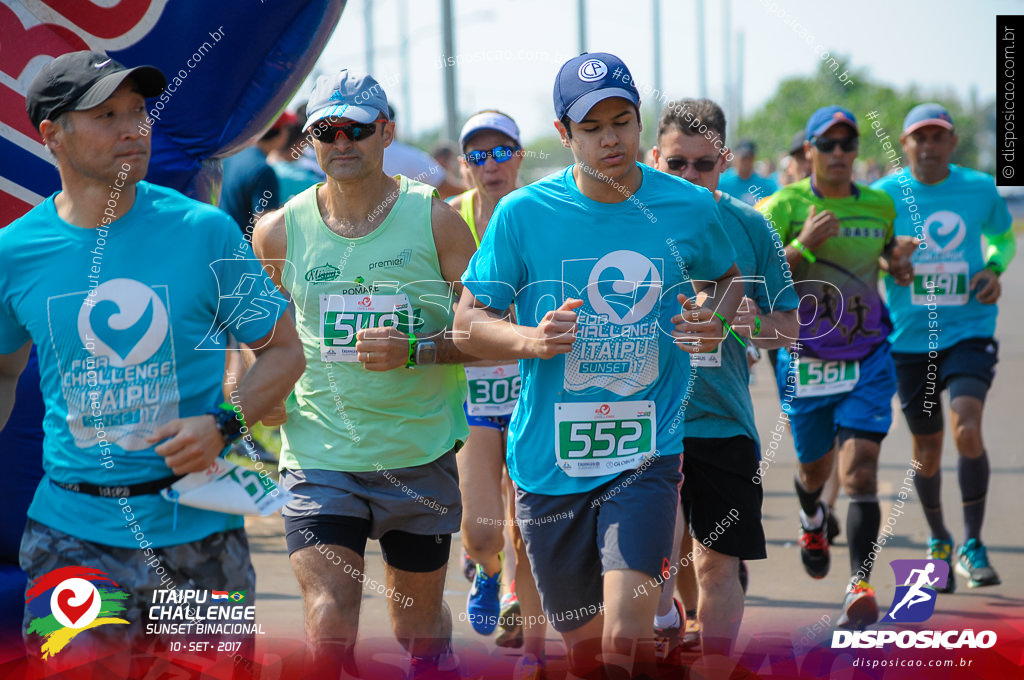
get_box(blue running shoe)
[466,564,502,635]
[927,537,956,593]
[956,538,1001,588]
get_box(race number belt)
[689,344,722,367]
[465,364,521,416]
[52,474,184,498]
[911,261,968,306]
[320,293,414,362]
[794,357,859,397]
[554,401,656,477]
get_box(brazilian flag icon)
[229,591,246,602]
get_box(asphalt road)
[244,236,1024,679]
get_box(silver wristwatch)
[414,339,437,365]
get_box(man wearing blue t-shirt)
[0,51,304,663]
[872,103,1015,591]
[717,140,779,206]
[651,98,799,658]
[454,53,741,679]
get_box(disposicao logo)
[882,559,947,624]
[25,566,130,659]
[832,559,997,650]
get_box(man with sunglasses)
[757,105,916,629]
[650,98,799,658]
[251,69,477,678]
[872,104,1014,591]
[455,53,743,679]
[449,110,549,678]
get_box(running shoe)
[512,653,544,680]
[836,580,879,630]
[466,564,502,635]
[825,508,840,545]
[956,538,1001,588]
[408,638,460,680]
[653,597,685,667]
[927,537,956,593]
[496,591,523,648]
[738,560,749,593]
[798,502,831,579]
[680,609,701,652]
[462,551,475,582]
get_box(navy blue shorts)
[891,337,998,435]
[775,342,896,464]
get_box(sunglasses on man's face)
[312,118,384,144]
[664,157,718,172]
[811,136,859,153]
[463,145,520,166]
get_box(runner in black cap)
[2,51,303,668]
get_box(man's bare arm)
[454,289,582,361]
[0,341,31,429]
[251,207,289,293]
[428,198,487,364]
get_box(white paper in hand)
[160,459,291,516]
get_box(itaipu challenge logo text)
[25,566,129,659]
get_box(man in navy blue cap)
[758,105,917,629]
[872,103,1014,592]
[455,52,742,677]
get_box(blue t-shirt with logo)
[0,181,287,548]
[872,166,1012,353]
[685,193,799,448]
[718,168,778,207]
[462,163,737,496]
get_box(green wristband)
[753,316,762,337]
[715,312,747,348]
[986,260,1006,276]
[790,239,817,263]
[406,333,417,368]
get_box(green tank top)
[279,176,469,472]
[458,189,481,247]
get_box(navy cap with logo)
[902,103,954,135]
[805,105,858,140]
[26,51,166,130]
[553,52,641,123]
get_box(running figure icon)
[887,563,939,618]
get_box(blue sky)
[301,0,1019,143]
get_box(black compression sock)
[847,499,881,579]
[913,469,951,541]
[795,476,824,518]
[959,451,990,542]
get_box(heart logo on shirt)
[77,279,169,367]
[90,298,154,362]
[922,210,966,253]
[586,251,662,326]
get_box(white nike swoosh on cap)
[94,59,112,69]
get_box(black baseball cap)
[26,51,165,129]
